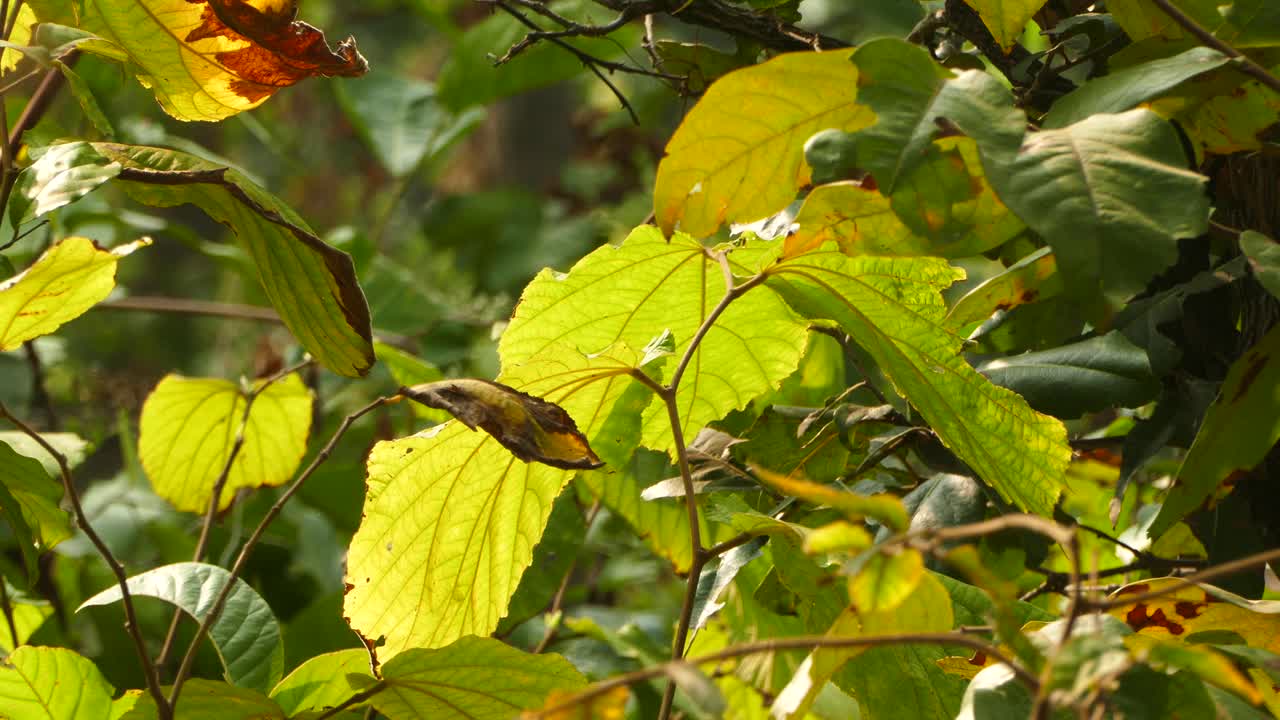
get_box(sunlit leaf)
[526,686,629,720]
[1150,324,1280,538]
[0,646,116,719]
[1106,579,1280,654]
[79,562,284,693]
[269,649,373,716]
[8,141,120,226]
[962,0,1050,51]
[345,344,656,658]
[0,5,35,72]
[30,0,367,121]
[850,549,926,614]
[945,248,1059,333]
[654,50,872,237]
[120,680,284,719]
[499,227,808,458]
[1128,636,1262,704]
[765,249,1070,515]
[88,142,375,376]
[754,465,909,532]
[803,521,873,555]
[369,636,585,719]
[400,378,603,470]
[0,600,53,653]
[138,373,312,513]
[0,236,148,351]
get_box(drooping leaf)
[945,248,1059,333]
[368,636,585,719]
[499,227,809,457]
[269,649,373,716]
[0,646,116,719]
[764,249,1070,515]
[653,50,872,237]
[975,331,1160,418]
[400,379,603,470]
[345,344,656,658]
[29,0,367,121]
[87,142,374,376]
[138,373,312,513]
[1150,324,1280,538]
[119,680,285,720]
[0,236,148,351]
[1043,47,1231,128]
[962,0,1050,51]
[8,141,121,226]
[79,561,285,694]
[1240,231,1280,301]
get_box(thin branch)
[0,577,19,648]
[1080,546,1280,612]
[155,359,313,670]
[0,403,172,720]
[529,632,1037,718]
[168,395,395,711]
[1147,0,1280,96]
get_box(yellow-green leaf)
[269,649,373,716]
[0,5,36,73]
[0,601,52,653]
[120,679,285,719]
[850,549,926,614]
[138,373,312,513]
[963,0,1050,52]
[32,0,367,121]
[754,465,909,532]
[0,646,117,719]
[1106,578,1280,655]
[0,236,148,351]
[654,50,872,238]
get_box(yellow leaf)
[654,50,871,238]
[962,0,1050,52]
[400,379,603,470]
[525,686,629,720]
[1106,578,1280,654]
[41,0,366,121]
[0,6,35,73]
[753,465,909,532]
[0,236,148,351]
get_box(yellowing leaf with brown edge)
[962,0,1050,52]
[400,379,603,471]
[654,50,871,238]
[0,236,148,351]
[1106,578,1280,654]
[32,0,367,121]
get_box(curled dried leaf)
[400,379,604,470]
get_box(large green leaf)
[987,109,1211,304]
[0,646,116,719]
[29,0,366,121]
[976,332,1159,418]
[764,249,1070,515]
[0,236,148,351]
[1150,324,1280,538]
[269,649,373,716]
[79,562,284,694]
[653,50,872,238]
[962,0,1050,51]
[344,344,655,659]
[120,680,284,719]
[366,636,585,719]
[138,373,312,513]
[87,142,374,376]
[8,141,121,226]
[499,226,808,457]
[1043,47,1231,129]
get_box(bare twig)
[1147,0,1280,96]
[155,359,313,670]
[529,632,1037,718]
[168,396,395,711]
[0,403,172,720]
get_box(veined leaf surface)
[0,646,116,720]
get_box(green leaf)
[976,331,1159,418]
[843,39,1026,193]
[29,0,367,121]
[988,109,1211,305]
[888,473,987,539]
[374,342,449,424]
[1240,231,1280,301]
[120,680,285,719]
[499,227,808,457]
[945,247,1059,333]
[78,562,284,694]
[88,142,375,376]
[765,249,1070,515]
[956,664,1032,720]
[138,373,312,513]
[269,649,373,716]
[344,344,655,658]
[962,0,1050,51]
[336,73,483,178]
[0,646,116,719]
[654,50,872,238]
[754,466,909,532]
[850,549,926,614]
[0,600,53,652]
[369,636,585,719]
[0,236,148,351]
[499,491,586,634]
[8,141,121,226]
[56,59,115,139]
[0,438,73,556]
[1150,323,1280,538]
[1043,47,1231,129]
[1219,0,1280,46]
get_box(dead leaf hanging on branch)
[400,380,604,471]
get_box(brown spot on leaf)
[1126,604,1185,634]
[184,0,367,103]
[1230,351,1268,402]
[968,651,987,666]
[1019,289,1039,303]
[1174,600,1205,619]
